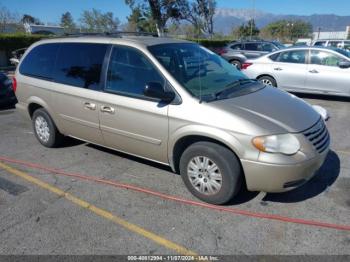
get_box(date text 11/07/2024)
[127,255,219,261]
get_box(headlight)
[252,134,300,155]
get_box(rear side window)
[276,50,307,64]
[19,44,59,79]
[269,52,281,61]
[230,43,242,50]
[54,43,108,89]
[244,43,259,51]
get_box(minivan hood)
[212,86,320,134]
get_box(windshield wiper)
[213,79,258,100]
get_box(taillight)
[12,77,17,92]
[241,63,253,70]
[218,48,228,55]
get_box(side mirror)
[339,61,350,69]
[144,82,175,102]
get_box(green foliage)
[181,0,216,37]
[126,4,157,32]
[0,33,47,53]
[60,12,76,33]
[232,19,259,39]
[260,20,312,41]
[80,9,120,32]
[21,14,43,25]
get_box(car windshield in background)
[273,42,286,49]
[148,43,263,101]
[333,48,350,58]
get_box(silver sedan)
[242,46,350,97]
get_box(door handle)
[101,105,115,114]
[274,67,283,71]
[309,69,319,74]
[84,102,96,110]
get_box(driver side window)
[105,46,165,98]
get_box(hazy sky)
[1,0,350,24]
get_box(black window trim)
[274,49,309,64]
[19,43,60,82]
[102,44,181,104]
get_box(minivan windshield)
[148,43,263,101]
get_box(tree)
[21,14,43,25]
[80,9,120,32]
[181,0,216,37]
[125,0,187,36]
[0,6,20,33]
[60,12,76,33]
[260,20,312,41]
[232,19,259,39]
[125,3,156,32]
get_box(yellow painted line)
[0,162,197,256]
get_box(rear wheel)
[180,142,242,204]
[258,76,277,87]
[230,60,242,70]
[32,108,64,148]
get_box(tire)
[32,108,64,148]
[258,76,277,87]
[179,142,242,204]
[230,60,242,70]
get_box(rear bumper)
[241,149,329,193]
[0,90,17,106]
[15,102,30,120]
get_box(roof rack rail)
[62,31,158,38]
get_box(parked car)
[242,46,350,97]
[219,40,285,69]
[15,34,329,204]
[312,39,350,50]
[0,72,17,106]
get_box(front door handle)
[101,105,115,114]
[309,69,319,74]
[274,67,283,71]
[84,102,96,110]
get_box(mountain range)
[214,8,350,34]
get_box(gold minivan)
[15,35,330,204]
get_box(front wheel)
[180,142,242,204]
[258,76,277,87]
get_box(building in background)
[313,26,350,40]
[23,23,64,35]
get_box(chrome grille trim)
[303,118,330,154]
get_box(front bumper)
[241,148,329,193]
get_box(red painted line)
[0,155,349,232]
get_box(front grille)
[303,118,330,154]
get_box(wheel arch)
[27,96,64,133]
[168,127,244,174]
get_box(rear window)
[19,43,59,79]
[54,43,108,89]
